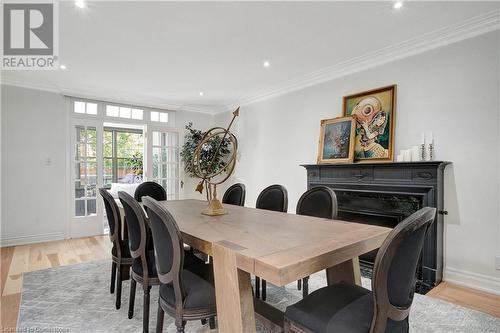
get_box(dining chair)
[296,186,338,298]
[118,191,160,333]
[284,207,437,333]
[99,188,133,310]
[143,196,217,333]
[134,181,167,202]
[255,184,288,301]
[222,183,246,206]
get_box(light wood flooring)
[1,236,499,330]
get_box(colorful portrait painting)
[343,85,396,162]
[317,116,356,164]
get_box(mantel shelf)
[301,161,451,168]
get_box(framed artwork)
[343,85,396,162]
[317,116,356,164]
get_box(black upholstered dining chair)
[118,191,160,333]
[255,184,288,301]
[134,181,167,202]
[284,207,437,333]
[296,186,338,298]
[222,183,246,206]
[99,188,133,310]
[143,196,217,333]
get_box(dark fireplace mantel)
[302,161,450,292]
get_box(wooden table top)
[151,199,391,286]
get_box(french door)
[70,120,104,238]
[146,127,181,200]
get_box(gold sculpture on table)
[192,107,239,216]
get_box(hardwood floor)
[1,236,499,330]
[1,236,111,329]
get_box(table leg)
[213,243,256,333]
[326,257,361,286]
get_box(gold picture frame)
[317,116,356,164]
[342,85,397,163]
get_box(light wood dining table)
[118,198,391,333]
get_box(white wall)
[0,84,215,246]
[215,31,500,294]
[1,85,68,245]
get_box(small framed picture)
[343,85,396,162]
[317,116,356,164]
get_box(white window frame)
[66,96,177,237]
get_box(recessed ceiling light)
[393,1,403,9]
[60,64,67,70]
[75,0,86,9]
[199,92,204,96]
[263,61,271,68]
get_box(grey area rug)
[18,260,499,333]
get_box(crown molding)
[1,78,218,115]
[220,9,500,114]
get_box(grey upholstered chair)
[222,183,246,206]
[284,207,437,333]
[143,196,216,333]
[119,191,160,333]
[296,186,338,298]
[134,181,167,202]
[99,188,133,310]
[255,184,288,301]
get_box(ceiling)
[2,1,499,114]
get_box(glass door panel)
[148,129,180,200]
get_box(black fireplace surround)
[302,161,450,293]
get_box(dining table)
[118,198,391,333]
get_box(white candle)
[421,133,426,145]
[427,132,434,144]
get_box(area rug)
[18,260,499,332]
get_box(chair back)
[142,196,186,309]
[222,183,246,206]
[134,181,167,202]
[296,186,337,219]
[99,188,124,256]
[370,207,436,333]
[118,191,150,278]
[256,184,288,212]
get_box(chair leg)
[128,278,137,319]
[209,316,216,329]
[156,303,164,333]
[201,319,207,325]
[255,276,260,299]
[143,285,151,333]
[115,264,122,309]
[110,262,117,294]
[175,320,185,333]
[262,279,267,301]
[302,276,309,298]
[284,318,292,333]
[297,279,301,291]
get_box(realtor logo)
[2,1,59,69]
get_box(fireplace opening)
[335,190,429,292]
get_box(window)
[106,105,144,120]
[74,125,97,216]
[74,101,97,115]
[150,130,179,200]
[103,128,144,187]
[151,111,168,123]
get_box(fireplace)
[302,161,450,293]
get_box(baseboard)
[445,267,500,295]
[0,232,66,247]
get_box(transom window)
[106,105,144,120]
[74,101,97,115]
[151,111,168,123]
